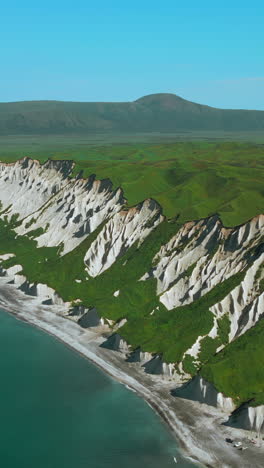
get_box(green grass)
[0,213,245,365]
[119,271,246,364]
[201,318,264,406]
[182,354,199,376]
[217,314,231,345]
[1,212,263,405]
[182,315,231,375]
[0,139,263,406]
[0,141,264,226]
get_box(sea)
[0,308,196,468]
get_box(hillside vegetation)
[1,93,264,135]
[1,141,263,226]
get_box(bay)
[0,309,196,468]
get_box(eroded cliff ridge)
[0,158,263,432]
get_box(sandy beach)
[0,277,263,468]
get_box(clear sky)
[1,1,263,109]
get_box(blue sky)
[1,1,263,109]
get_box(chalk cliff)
[0,157,263,433]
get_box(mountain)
[0,93,264,134]
[0,157,263,440]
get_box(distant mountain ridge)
[0,93,264,134]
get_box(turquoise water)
[0,309,196,468]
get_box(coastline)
[0,279,263,468]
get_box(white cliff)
[0,158,263,435]
[148,215,264,310]
[209,253,264,342]
[0,158,72,220]
[84,199,163,277]
[16,175,125,254]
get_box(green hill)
[1,93,264,135]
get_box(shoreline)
[10,311,189,455]
[0,280,263,468]
[0,301,201,467]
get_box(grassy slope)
[0,141,264,226]
[201,319,264,406]
[0,218,250,366]
[0,140,263,405]
[0,217,263,406]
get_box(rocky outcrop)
[146,214,264,311]
[0,158,72,220]
[172,376,236,413]
[84,199,163,276]
[126,348,153,364]
[17,279,64,305]
[77,307,104,328]
[210,254,264,342]
[0,158,126,255]
[16,175,125,254]
[138,214,264,366]
[100,333,131,352]
[142,355,164,375]
[225,403,264,433]
[0,157,264,435]
[0,261,65,306]
[125,348,176,378]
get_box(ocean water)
[0,309,196,468]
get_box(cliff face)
[16,174,125,255]
[0,158,263,433]
[0,159,73,219]
[84,199,163,276]
[146,214,264,343]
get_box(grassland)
[0,217,249,367]
[201,318,264,406]
[0,214,264,404]
[0,139,264,226]
[1,209,263,406]
[0,139,263,406]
